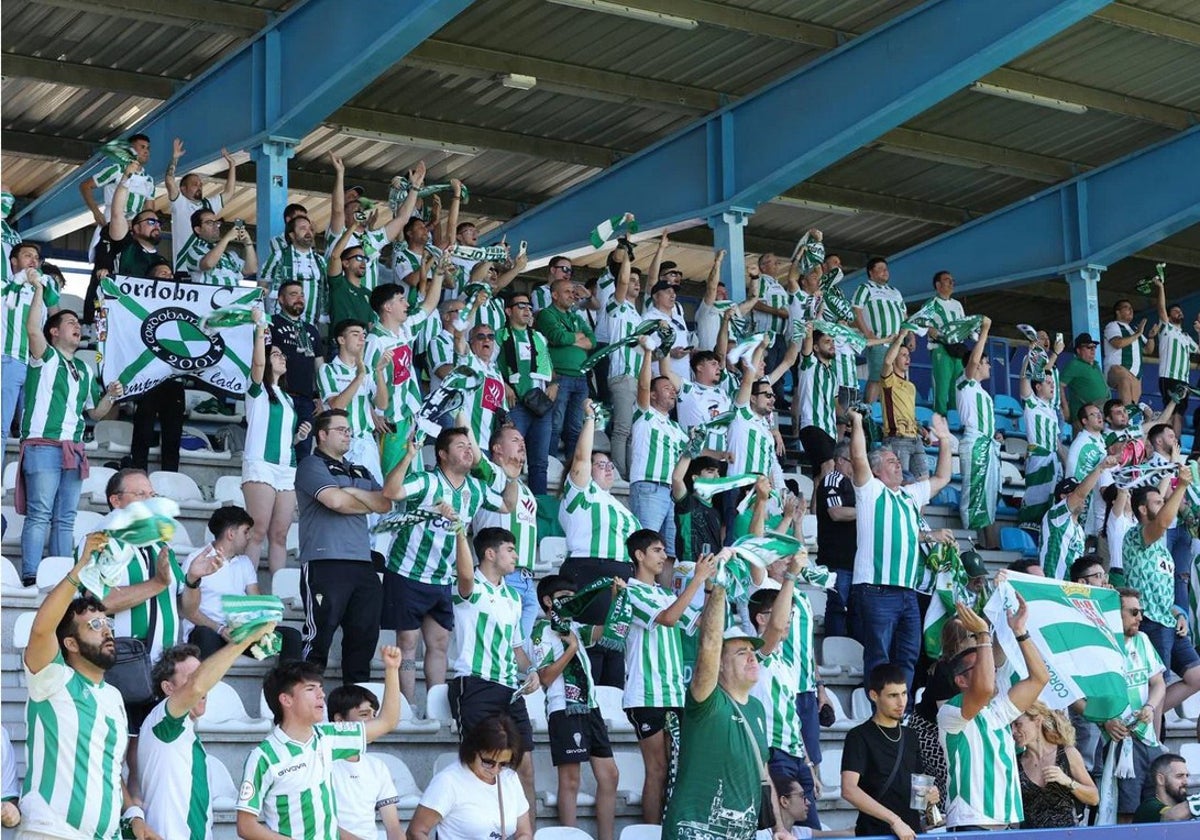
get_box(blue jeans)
[823,572,853,638]
[629,481,676,559]
[550,374,589,461]
[850,583,921,693]
[21,444,84,578]
[795,690,822,765]
[768,748,821,830]
[505,570,541,642]
[1166,525,1192,611]
[2,356,27,461]
[507,402,551,495]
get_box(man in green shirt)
[498,290,554,493]
[1059,333,1109,428]
[327,229,374,330]
[663,550,788,840]
[1132,752,1200,822]
[536,277,594,462]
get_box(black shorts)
[798,426,836,472]
[626,706,679,741]
[1159,377,1190,414]
[449,675,535,753]
[381,572,454,632]
[548,708,613,766]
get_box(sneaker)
[21,575,36,588]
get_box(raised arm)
[199,226,237,271]
[656,556,715,627]
[164,138,184,201]
[326,223,357,277]
[381,437,419,500]
[250,317,268,386]
[965,316,992,375]
[927,413,954,498]
[434,178,462,251]
[364,646,403,742]
[1143,466,1192,545]
[848,411,873,487]
[758,554,800,655]
[219,148,238,205]
[1068,454,1119,514]
[493,251,528,293]
[24,536,106,673]
[568,401,597,487]
[329,153,346,235]
[636,347,654,411]
[734,341,766,407]
[1004,592,1050,712]
[689,557,726,703]
[24,272,49,360]
[881,329,909,379]
[646,233,668,295]
[454,524,475,600]
[702,249,725,305]
[166,623,277,718]
[105,162,142,242]
[953,603,997,721]
[611,246,632,305]
[670,452,692,502]
[380,161,427,243]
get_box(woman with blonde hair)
[1012,700,1098,827]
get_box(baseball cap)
[1073,333,1098,349]
[649,279,675,296]
[346,185,366,198]
[722,627,764,650]
[659,260,681,276]
[960,550,988,580]
[1053,477,1080,499]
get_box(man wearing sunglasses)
[106,163,171,280]
[20,535,163,839]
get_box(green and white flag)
[937,315,985,344]
[78,498,182,598]
[812,319,867,354]
[790,231,825,275]
[221,594,285,659]
[590,212,638,248]
[921,543,978,659]
[100,276,258,398]
[984,572,1129,722]
[693,473,759,503]
[727,333,768,367]
[731,531,804,568]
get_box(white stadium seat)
[196,680,271,734]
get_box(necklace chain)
[874,721,902,743]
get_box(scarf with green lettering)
[552,577,630,654]
[1134,263,1166,296]
[533,614,592,716]
[790,231,825,275]
[820,280,856,323]
[693,473,758,504]
[580,319,662,372]
[389,177,470,216]
[78,498,182,598]
[812,319,867,354]
[590,212,638,249]
[936,316,984,345]
[221,595,284,659]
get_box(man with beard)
[175,207,257,286]
[105,165,171,279]
[164,139,238,267]
[270,279,325,460]
[259,215,328,325]
[21,538,162,839]
[1133,753,1200,822]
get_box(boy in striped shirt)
[22,539,158,840]
[448,525,541,830]
[318,318,382,482]
[1152,276,1199,438]
[852,257,907,404]
[796,322,840,477]
[238,650,403,840]
[938,597,1049,830]
[623,529,716,824]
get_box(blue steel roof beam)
[14,0,473,241]
[486,0,1112,258]
[870,125,1200,301]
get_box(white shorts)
[241,458,296,491]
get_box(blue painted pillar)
[707,208,752,301]
[1065,265,1103,342]
[253,139,295,255]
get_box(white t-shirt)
[418,762,529,840]
[181,546,258,638]
[694,300,721,352]
[331,755,399,840]
[170,192,224,265]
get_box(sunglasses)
[84,616,116,632]
[473,333,496,341]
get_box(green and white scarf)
[389,177,469,216]
[78,498,183,598]
[590,212,638,249]
[790,231,825,275]
[1134,263,1166,296]
[812,319,867,354]
[693,473,758,504]
[221,595,285,659]
[554,577,630,654]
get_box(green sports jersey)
[259,245,327,325]
[496,325,553,396]
[1123,524,1176,626]
[452,570,524,687]
[455,351,507,448]
[852,280,907,338]
[729,403,777,481]
[752,649,806,757]
[797,352,838,438]
[387,469,504,585]
[604,298,644,379]
[175,233,246,286]
[94,162,155,220]
[317,356,376,437]
[939,693,1024,828]
[629,407,687,484]
[473,474,537,572]
[622,578,699,709]
[101,544,185,660]
[955,375,995,439]
[754,276,789,334]
[1022,394,1060,455]
[559,477,641,561]
[852,477,931,589]
[21,345,98,442]
[781,574,832,693]
[244,381,297,467]
[364,312,432,423]
[2,274,60,362]
[1038,500,1084,580]
[1103,320,1147,377]
[22,655,127,840]
[1156,322,1197,382]
[238,723,365,839]
[139,698,211,840]
[1122,631,1165,746]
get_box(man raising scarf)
[955,317,1000,542]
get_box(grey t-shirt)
[296,451,381,563]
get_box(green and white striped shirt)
[781,578,831,693]
[852,477,931,588]
[939,693,1024,828]
[1103,320,1147,377]
[623,578,699,709]
[1022,394,1060,455]
[238,723,366,839]
[1124,524,1177,627]
[1038,500,1083,580]
[365,311,432,424]
[473,476,538,572]
[391,242,441,285]
[495,325,553,396]
[452,570,524,687]
[455,351,507,447]
[175,233,246,287]
[852,280,907,338]
[630,407,687,484]
[529,620,597,713]
[604,298,644,379]
[101,544,185,660]
[95,162,155,221]
[754,276,789,335]
[317,356,376,437]
[22,655,127,840]
[560,476,640,561]
[955,376,995,439]
[138,698,211,840]
[677,378,733,450]
[752,649,806,758]
[797,353,838,438]
[22,346,98,442]
[324,227,390,291]
[244,381,297,468]
[387,469,503,585]
[1122,631,1165,746]
[925,296,966,330]
[260,245,327,325]
[2,274,60,362]
[729,404,779,483]
[1156,322,1197,382]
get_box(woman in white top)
[408,715,532,840]
[243,314,311,573]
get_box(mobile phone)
[518,240,528,257]
[701,543,711,556]
[233,218,245,230]
[1054,332,1063,346]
